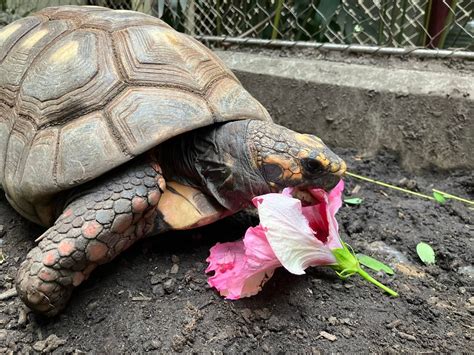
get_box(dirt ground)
[0,148,472,353]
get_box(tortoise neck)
[156,120,270,211]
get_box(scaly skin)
[16,160,165,316]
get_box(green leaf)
[416,242,436,265]
[344,197,363,205]
[356,254,394,275]
[433,191,447,204]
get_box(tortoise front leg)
[16,160,166,316]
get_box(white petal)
[256,194,336,275]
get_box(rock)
[398,331,416,341]
[0,288,17,301]
[262,344,271,352]
[163,278,176,294]
[0,225,5,237]
[150,274,163,285]
[398,178,418,190]
[152,285,165,297]
[171,335,186,352]
[170,264,179,274]
[32,334,66,353]
[17,307,28,327]
[171,255,180,264]
[328,316,338,326]
[143,339,162,351]
[341,327,352,338]
[319,331,337,341]
[386,319,401,329]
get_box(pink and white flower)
[206,181,345,299]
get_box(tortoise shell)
[0,6,271,225]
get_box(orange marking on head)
[295,134,324,149]
[316,153,331,170]
[263,155,292,171]
[288,172,303,182]
[82,221,103,239]
[297,150,311,159]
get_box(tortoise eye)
[301,158,324,174]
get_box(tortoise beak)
[332,160,347,177]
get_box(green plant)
[416,242,436,265]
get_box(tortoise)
[0,5,346,316]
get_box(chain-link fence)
[1,0,473,57]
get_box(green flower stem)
[332,244,398,297]
[345,171,435,201]
[356,268,398,297]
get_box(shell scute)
[0,20,72,98]
[57,112,126,189]
[0,16,43,63]
[106,87,213,155]
[18,29,122,126]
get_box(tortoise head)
[248,120,346,192]
[157,120,346,212]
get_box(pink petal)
[302,180,345,250]
[206,226,280,299]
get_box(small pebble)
[150,274,163,285]
[171,255,180,264]
[319,331,337,342]
[143,339,162,351]
[341,327,352,338]
[33,334,66,353]
[18,307,28,326]
[398,331,416,341]
[170,264,179,274]
[152,285,165,297]
[386,319,401,329]
[163,278,176,294]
